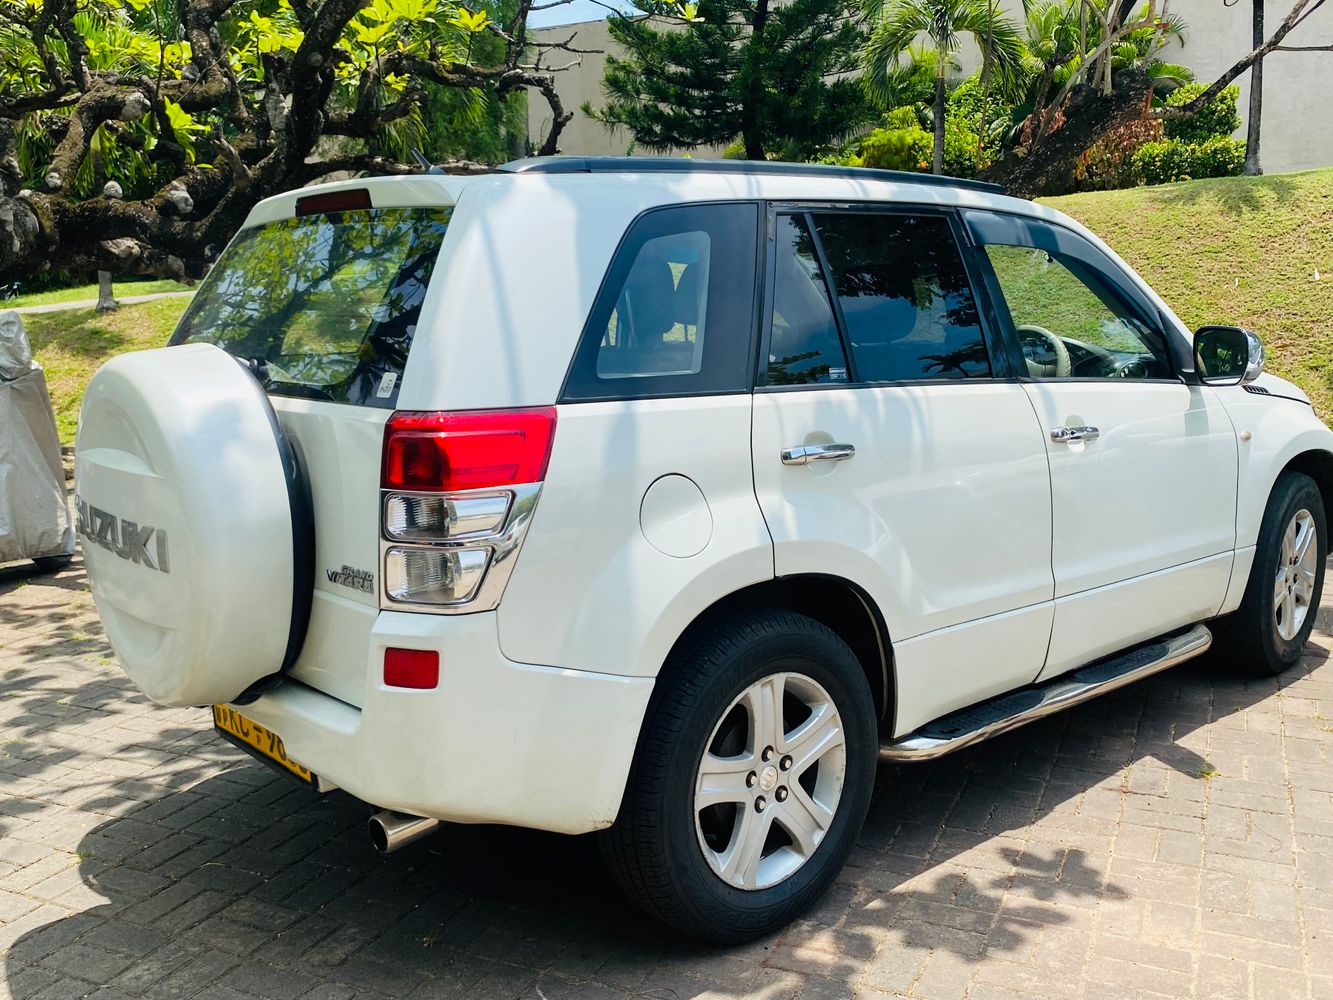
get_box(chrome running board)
[879,623,1212,762]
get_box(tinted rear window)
[171,206,451,407]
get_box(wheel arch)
[659,574,895,729]
[1280,449,1333,519]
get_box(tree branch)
[1164,0,1329,116]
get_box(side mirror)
[1194,326,1263,386]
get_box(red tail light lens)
[382,408,557,492]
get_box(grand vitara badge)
[74,496,170,573]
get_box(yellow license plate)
[212,705,314,785]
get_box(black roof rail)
[498,155,1008,195]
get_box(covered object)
[0,311,74,566]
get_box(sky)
[528,0,621,28]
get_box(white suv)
[75,157,1332,941]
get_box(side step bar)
[879,623,1212,762]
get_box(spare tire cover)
[76,342,307,707]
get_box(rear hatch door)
[169,183,457,705]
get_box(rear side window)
[171,206,451,407]
[562,203,759,400]
[811,213,991,382]
[767,214,849,385]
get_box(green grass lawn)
[1043,167,1333,418]
[18,166,1333,445]
[7,278,193,309]
[23,297,191,442]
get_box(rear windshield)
[170,206,451,407]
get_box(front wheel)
[1213,471,1326,676]
[601,608,877,942]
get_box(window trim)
[756,201,1015,392]
[962,210,1184,385]
[558,200,766,404]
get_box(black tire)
[32,554,73,573]
[1212,472,1326,677]
[600,607,877,943]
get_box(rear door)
[967,211,1238,677]
[750,207,1055,736]
[169,193,453,705]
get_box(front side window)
[811,213,991,382]
[984,244,1171,379]
[563,203,759,400]
[171,207,451,407]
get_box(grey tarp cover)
[0,311,74,563]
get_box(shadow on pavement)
[1,645,1313,999]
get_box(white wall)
[530,2,1333,175]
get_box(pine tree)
[590,0,869,161]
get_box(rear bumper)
[232,611,654,835]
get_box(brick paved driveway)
[0,554,1330,1000]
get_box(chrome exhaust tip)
[368,810,441,853]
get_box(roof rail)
[498,155,1007,195]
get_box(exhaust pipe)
[368,810,441,853]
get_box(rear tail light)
[382,409,556,492]
[384,547,488,605]
[379,408,556,613]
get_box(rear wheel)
[1213,472,1326,676]
[601,608,876,942]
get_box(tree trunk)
[933,67,946,175]
[984,70,1153,198]
[95,271,117,313]
[741,0,770,161]
[1244,0,1265,175]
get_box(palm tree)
[862,0,1026,174]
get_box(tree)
[862,0,1025,175]
[590,0,869,161]
[0,0,581,283]
[1242,0,1264,174]
[985,0,1332,196]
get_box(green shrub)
[1163,83,1242,143]
[941,117,985,178]
[852,123,932,171]
[1132,135,1246,185]
[1075,118,1164,192]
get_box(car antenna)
[410,148,445,175]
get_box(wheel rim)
[694,672,846,891]
[1275,508,1318,642]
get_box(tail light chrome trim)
[378,483,542,614]
[382,491,511,542]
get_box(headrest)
[674,264,702,327]
[623,258,678,340]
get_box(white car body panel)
[1043,552,1235,676]
[1021,381,1240,678]
[270,400,389,707]
[87,165,1331,836]
[235,610,653,833]
[498,396,773,677]
[751,384,1054,723]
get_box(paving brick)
[3,552,1333,999]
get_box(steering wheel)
[1016,324,1072,379]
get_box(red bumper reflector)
[384,648,440,689]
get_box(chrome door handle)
[781,443,856,466]
[1050,425,1100,444]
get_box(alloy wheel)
[1275,508,1318,642]
[694,672,846,890]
